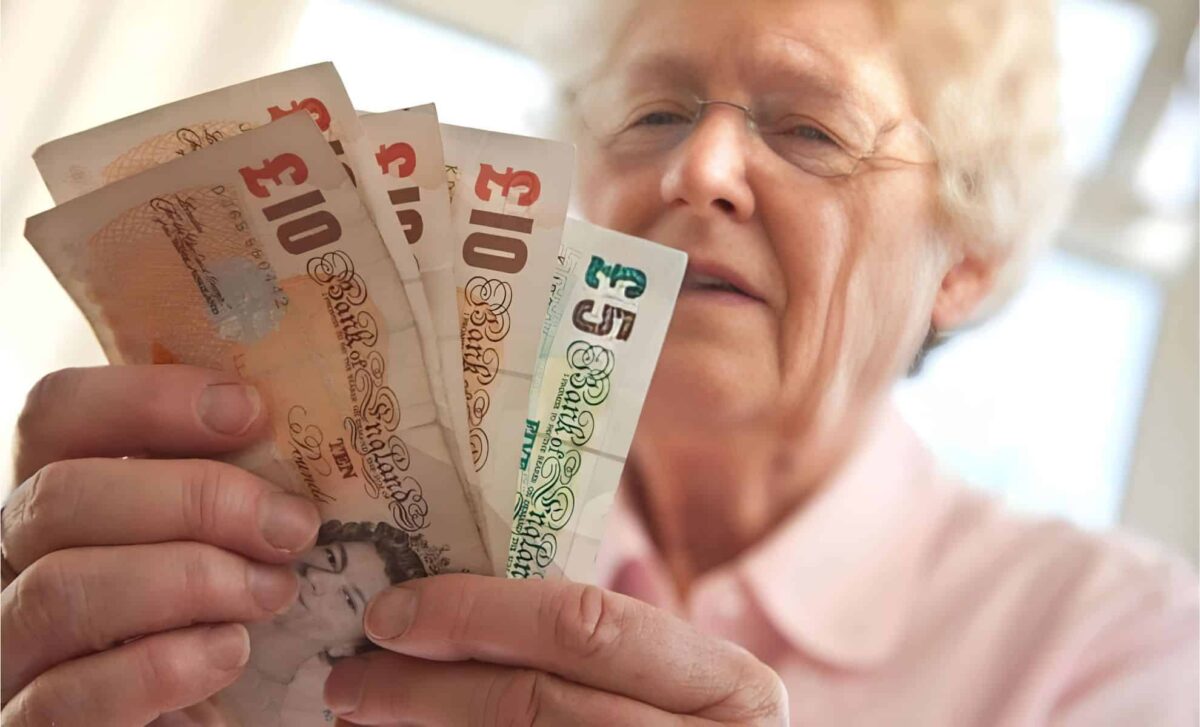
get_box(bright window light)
[288,0,556,136]
[1057,0,1157,174]
[894,250,1162,529]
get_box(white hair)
[524,0,1069,322]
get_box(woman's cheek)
[579,158,660,234]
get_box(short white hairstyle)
[527,0,1069,322]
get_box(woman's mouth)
[680,265,765,305]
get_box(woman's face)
[578,0,982,468]
[275,541,391,651]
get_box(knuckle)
[177,543,225,609]
[3,693,42,725]
[445,576,481,642]
[9,461,78,542]
[3,464,57,567]
[16,369,82,443]
[723,650,788,723]
[6,673,79,725]
[133,636,192,703]
[178,460,243,541]
[548,583,624,660]
[487,669,549,727]
[10,552,98,649]
[744,668,788,723]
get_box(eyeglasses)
[576,90,937,179]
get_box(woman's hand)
[1,365,322,726]
[324,574,789,726]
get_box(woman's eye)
[634,110,689,127]
[788,124,837,145]
[342,588,357,613]
[325,548,337,569]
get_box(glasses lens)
[582,93,698,157]
[749,100,861,177]
[579,84,893,177]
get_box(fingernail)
[324,657,368,715]
[259,492,320,553]
[365,587,418,641]
[197,383,262,436]
[247,563,298,614]
[205,623,250,670]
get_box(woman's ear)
[931,249,1001,331]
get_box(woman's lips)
[679,262,766,304]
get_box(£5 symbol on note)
[572,255,643,341]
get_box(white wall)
[1,0,311,484]
[1121,253,1199,565]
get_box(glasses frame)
[576,88,939,180]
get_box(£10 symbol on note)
[464,165,541,274]
[571,255,644,341]
[375,142,423,245]
[267,97,356,185]
[238,152,342,255]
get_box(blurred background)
[1,0,1196,563]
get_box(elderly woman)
[1,0,1196,725]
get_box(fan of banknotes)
[25,61,686,587]
[24,62,687,585]
[23,61,686,725]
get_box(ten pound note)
[359,106,482,530]
[25,112,489,727]
[441,124,575,573]
[30,63,481,525]
[510,219,686,580]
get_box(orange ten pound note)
[25,112,490,727]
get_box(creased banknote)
[26,113,490,727]
[509,219,686,580]
[359,107,480,519]
[440,124,575,573]
[31,64,477,534]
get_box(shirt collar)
[597,405,952,669]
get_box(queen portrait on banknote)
[217,520,430,726]
[2,0,1196,725]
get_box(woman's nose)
[659,108,756,221]
[306,568,334,595]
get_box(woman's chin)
[641,338,774,434]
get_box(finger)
[3,457,320,572]
[2,542,297,702]
[14,365,269,482]
[324,651,701,726]
[361,574,781,716]
[1,622,249,727]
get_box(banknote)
[509,219,686,580]
[359,107,481,522]
[440,124,575,573]
[31,63,470,516]
[25,113,490,727]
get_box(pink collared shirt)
[594,408,1198,726]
